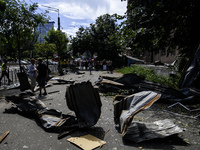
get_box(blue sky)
[26,0,127,37]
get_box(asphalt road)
[0,70,200,150]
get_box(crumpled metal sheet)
[5,96,77,131]
[113,91,183,142]
[139,80,186,100]
[114,73,142,89]
[113,91,161,136]
[178,44,200,89]
[96,78,125,93]
[96,73,142,93]
[124,119,183,143]
[5,81,102,132]
[66,81,102,128]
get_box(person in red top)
[37,58,48,97]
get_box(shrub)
[115,65,180,89]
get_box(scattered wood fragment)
[0,130,10,143]
[48,90,60,94]
[58,128,77,139]
[101,129,110,138]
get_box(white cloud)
[63,27,79,37]
[35,0,127,36]
[42,0,126,21]
[70,21,90,27]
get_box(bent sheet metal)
[114,91,183,142]
[66,81,102,128]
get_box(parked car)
[45,60,58,65]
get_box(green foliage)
[120,0,200,57]
[0,0,6,14]
[34,42,56,58]
[44,28,69,56]
[0,0,48,61]
[70,14,122,66]
[116,65,180,89]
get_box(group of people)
[28,58,48,96]
[72,59,113,73]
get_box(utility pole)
[41,5,60,31]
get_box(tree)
[92,14,121,63]
[121,0,200,60]
[0,0,48,68]
[70,26,92,57]
[70,14,122,66]
[44,29,69,66]
[34,42,56,67]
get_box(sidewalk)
[0,71,200,150]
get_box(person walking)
[0,60,12,85]
[89,61,92,75]
[37,58,48,97]
[28,58,37,92]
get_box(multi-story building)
[37,21,55,43]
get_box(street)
[0,70,200,150]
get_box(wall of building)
[37,21,55,43]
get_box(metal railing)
[0,65,58,87]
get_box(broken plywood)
[67,134,106,150]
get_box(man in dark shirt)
[37,58,48,96]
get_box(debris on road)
[0,130,10,143]
[67,134,106,150]
[123,119,183,143]
[17,67,30,91]
[4,81,102,139]
[114,91,161,134]
[51,77,75,84]
[113,91,183,142]
[47,90,60,94]
[5,95,78,132]
[96,73,142,93]
[66,81,102,128]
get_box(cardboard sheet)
[67,134,106,150]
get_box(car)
[21,60,30,65]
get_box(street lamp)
[41,5,60,31]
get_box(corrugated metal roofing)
[66,81,102,128]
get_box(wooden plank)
[0,130,10,143]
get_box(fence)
[0,65,58,87]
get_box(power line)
[28,0,65,31]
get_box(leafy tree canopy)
[70,14,122,66]
[34,41,56,67]
[0,0,48,63]
[121,0,200,57]
[44,28,69,56]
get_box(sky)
[26,0,127,37]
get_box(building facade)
[37,21,55,43]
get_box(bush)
[115,65,180,89]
